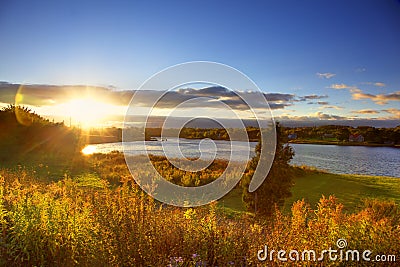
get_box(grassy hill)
[220,167,400,214]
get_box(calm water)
[290,143,400,178]
[90,138,258,162]
[88,140,400,177]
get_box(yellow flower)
[184,208,196,219]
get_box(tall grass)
[0,167,399,266]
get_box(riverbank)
[288,139,399,148]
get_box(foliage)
[0,168,398,266]
[282,124,400,144]
[141,126,261,141]
[242,122,295,216]
[0,106,398,265]
[86,152,231,187]
[179,127,260,141]
[0,105,80,162]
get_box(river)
[290,143,400,178]
[85,140,400,178]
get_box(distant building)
[323,133,335,139]
[288,133,297,140]
[349,134,364,142]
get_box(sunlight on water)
[81,145,97,155]
[90,138,257,162]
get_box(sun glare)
[62,98,119,128]
[81,145,97,155]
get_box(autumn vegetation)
[0,105,399,266]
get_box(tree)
[241,122,295,217]
[336,127,350,142]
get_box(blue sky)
[0,0,399,126]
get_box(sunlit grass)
[284,166,400,213]
[0,168,398,266]
[0,154,398,266]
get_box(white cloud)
[329,83,351,90]
[361,82,386,87]
[374,82,386,87]
[318,105,344,110]
[276,112,346,121]
[316,72,336,79]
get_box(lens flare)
[81,145,97,155]
[14,85,34,126]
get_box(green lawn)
[218,186,247,216]
[220,169,400,214]
[284,171,400,213]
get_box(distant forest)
[282,124,400,144]
[88,124,400,145]
[144,125,400,145]
[144,127,261,141]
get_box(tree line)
[282,124,400,144]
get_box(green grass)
[74,173,106,189]
[284,169,400,213]
[219,168,400,214]
[218,187,246,216]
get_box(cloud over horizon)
[0,82,300,111]
[382,108,400,118]
[327,82,400,106]
[351,88,400,105]
[298,94,328,101]
[1,82,398,127]
[351,109,380,114]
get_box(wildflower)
[171,256,183,263]
[184,208,196,219]
[195,261,207,267]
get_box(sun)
[62,98,119,128]
[81,145,97,155]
